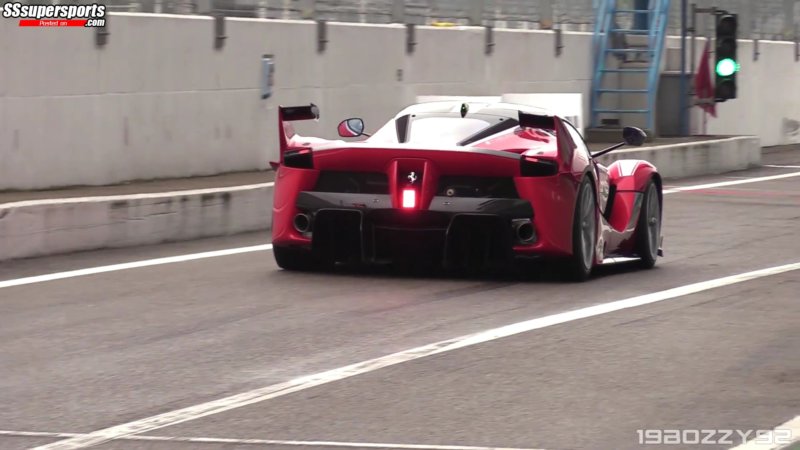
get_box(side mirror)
[622,126,647,147]
[592,126,648,158]
[338,118,366,138]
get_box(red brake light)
[402,189,416,209]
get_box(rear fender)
[605,160,660,234]
[272,164,321,246]
[608,160,658,192]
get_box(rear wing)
[276,104,320,166]
[518,110,575,169]
[518,111,555,131]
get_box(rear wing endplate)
[517,110,574,168]
[276,103,320,167]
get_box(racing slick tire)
[273,246,324,271]
[634,178,661,269]
[562,176,598,282]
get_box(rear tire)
[273,246,320,271]
[635,179,661,269]
[562,177,598,282]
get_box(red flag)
[694,40,717,118]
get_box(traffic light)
[714,13,739,101]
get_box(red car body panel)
[271,101,663,269]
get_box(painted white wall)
[0,14,796,190]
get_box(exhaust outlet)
[512,219,536,244]
[293,213,312,233]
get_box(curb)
[0,137,762,262]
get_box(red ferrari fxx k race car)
[270,101,663,281]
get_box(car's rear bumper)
[285,191,538,269]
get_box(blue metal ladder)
[589,0,671,133]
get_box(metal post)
[406,23,416,54]
[679,0,688,136]
[485,25,495,55]
[796,23,800,62]
[214,13,226,50]
[317,20,327,53]
[554,24,563,57]
[754,38,760,61]
[95,18,109,47]
[690,3,696,77]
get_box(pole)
[679,0,688,136]
[690,3,696,77]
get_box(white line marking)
[34,261,800,450]
[0,430,79,439]
[0,182,274,209]
[764,165,800,169]
[663,171,800,194]
[0,430,545,450]
[126,435,545,450]
[0,244,272,290]
[728,415,800,449]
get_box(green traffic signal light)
[715,58,739,77]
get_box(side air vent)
[284,148,313,169]
[520,156,559,177]
[313,171,390,194]
[436,176,518,199]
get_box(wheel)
[635,178,662,269]
[562,176,598,282]
[273,246,321,271]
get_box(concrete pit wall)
[1,13,796,191]
[0,14,592,190]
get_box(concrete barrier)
[0,183,273,261]
[0,137,761,262]
[598,136,762,179]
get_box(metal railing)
[20,0,800,40]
